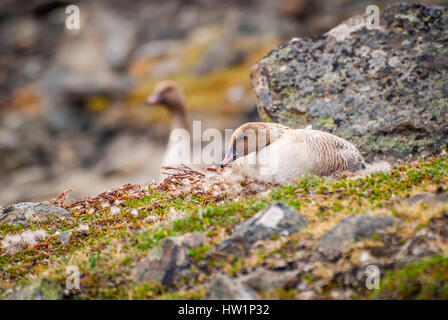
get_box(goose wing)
[304,130,365,175]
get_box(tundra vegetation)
[1,153,447,299]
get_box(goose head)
[220,122,290,168]
[147,80,186,113]
[146,80,188,130]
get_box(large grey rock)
[7,279,63,300]
[250,3,448,161]
[132,233,206,286]
[317,215,399,260]
[207,203,307,260]
[206,274,258,300]
[0,201,70,226]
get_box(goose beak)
[147,93,162,105]
[220,148,238,168]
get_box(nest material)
[51,165,273,214]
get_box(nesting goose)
[220,122,366,184]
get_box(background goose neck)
[170,108,190,133]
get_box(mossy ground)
[374,254,448,299]
[0,154,447,299]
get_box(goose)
[146,81,191,178]
[220,122,367,184]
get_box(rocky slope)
[0,154,447,299]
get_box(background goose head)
[221,122,290,168]
[146,80,188,130]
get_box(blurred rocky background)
[1,0,447,205]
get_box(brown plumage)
[302,129,366,175]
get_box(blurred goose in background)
[147,81,190,179]
[220,122,367,184]
[147,81,208,180]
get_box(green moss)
[375,254,448,299]
[188,244,211,262]
[278,109,309,128]
[315,115,335,130]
